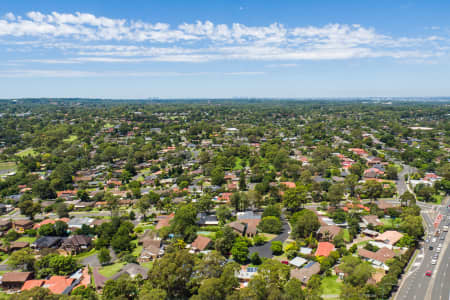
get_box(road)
[249,215,290,258]
[396,164,417,196]
[395,197,449,300]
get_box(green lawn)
[75,248,98,260]
[432,194,443,204]
[16,236,36,243]
[98,261,126,278]
[234,157,244,170]
[103,123,114,128]
[63,135,78,142]
[141,261,153,270]
[16,148,38,157]
[0,162,16,171]
[342,229,351,242]
[321,275,343,295]
[132,245,143,257]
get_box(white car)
[431,259,437,265]
[436,247,441,253]
[432,238,437,243]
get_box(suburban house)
[289,257,308,268]
[32,236,65,250]
[21,275,77,294]
[110,263,148,280]
[290,261,321,284]
[60,235,92,255]
[316,225,342,241]
[362,215,383,227]
[190,235,212,252]
[0,241,29,253]
[197,213,219,226]
[0,219,12,233]
[13,219,33,233]
[375,230,404,246]
[67,218,94,230]
[358,247,397,270]
[236,266,258,288]
[138,238,164,262]
[1,272,32,290]
[155,213,174,230]
[315,242,335,257]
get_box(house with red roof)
[315,242,335,257]
[281,182,296,189]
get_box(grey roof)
[110,263,148,280]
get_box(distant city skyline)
[0,0,449,98]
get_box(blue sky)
[0,0,449,98]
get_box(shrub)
[271,241,283,255]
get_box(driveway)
[249,215,290,259]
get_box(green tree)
[148,250,196,299]
[98,248,111,265]
[327,183,344,207]
[270,241,283,255]
[262,204,281,218]
[291,209,320,239]
[216,205,232,224]
[231,237,249,264]
[283,185,308,211]
[258,216,283,234]
[103,274,138,300]
[55,202,69,218]
[400,191,416,207]
[171,203,198,242]
[18,200,41,220]
[8,248,35,271]
[215,226,236,256]
[363,180,383,203]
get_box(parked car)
[429,245,434,250]
[281,260,289,265]
[436,247,441,253]
[431,259,437,265]
[432,237,437,243]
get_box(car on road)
[431,259,437,265]
[440,235,445,240]
[438,243,443,247]
[429,245,434,250]
[432,254,438,259]
[436,247,441,253]
[425,270,432,277]
[432,237,437,243]
[425,239,429,243]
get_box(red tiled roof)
[21,280,45,291]
[44,276,75,294]
[191,235,212,251]
[315,242,335,257]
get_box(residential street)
[249,215,290,258]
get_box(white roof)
[289,257,307,268]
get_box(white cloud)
[0,69,265,78]
[0,11,447,64]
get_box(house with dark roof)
[60,235,92,255]
[32,236,65,250]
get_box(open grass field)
[16,148,38,157]
[321,275,343,295]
